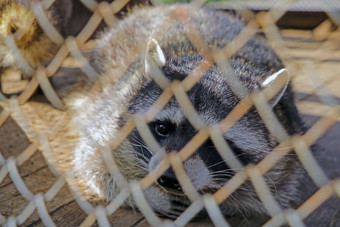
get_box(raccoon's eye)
[154,122,174,137]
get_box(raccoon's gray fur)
[72,4,306,220]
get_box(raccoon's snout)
[148,152,183,192]
[149,149,213,191]
[157,167,182,192]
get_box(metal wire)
[0,0,339,226]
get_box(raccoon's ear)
[145,38,169,88]
[145,38,166,75]
[261,68,290,107]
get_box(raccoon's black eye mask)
[148,120,252,168]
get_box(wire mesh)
[0,0,339,226]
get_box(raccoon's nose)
[157,168,182,192]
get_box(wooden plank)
[0,112,49,187]
[21,185,75,226]
[283,40,322,50]
[0,167,57,217]
[0,117,30,158]
[292,61,340,98]
[25,200,85,227]
[0,168,76,225]
[0,151,47,187]
[284,49,340,61]
[103,208,145,227]
[297,101,340,119]
[1,162,146,226]
[25,199,147,226]
[281,29,314,39]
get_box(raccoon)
[72,4,306,220]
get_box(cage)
[0,0,339,226]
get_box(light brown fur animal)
[0,0,60,72]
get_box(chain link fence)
[0,0,339,226]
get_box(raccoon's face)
[129,74,276,193]
[126,39,289,210]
